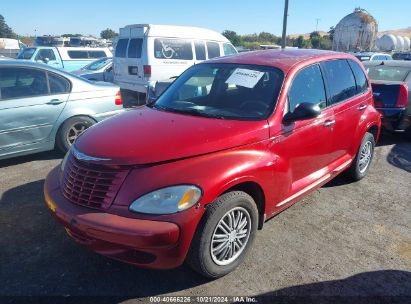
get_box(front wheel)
[346,132,375,181]
[56,116,95,153]
[186,191,258,279]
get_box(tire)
[186,191,258,279]
[346,132,375,181]
[56,116,95,153]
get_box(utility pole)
[281,0,289,49]
[315,18,320,32]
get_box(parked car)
[44,49,380,278]
[16,46,112,72]
[354,52,393,62]
[0,60,124,160]
[363,61,411,136]
[72,57,113,82]
[392,52,411,61]
[114,24,237,104]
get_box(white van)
[113,24,237,101]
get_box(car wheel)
[56,116,95,153]
[346,132,375,181]
[186,191,258,279]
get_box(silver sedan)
[0,60,124,160]
[71,57,113,82]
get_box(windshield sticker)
[225,68,265,88]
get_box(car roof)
[0,59,63,71]
[207,49,351,73]
[362,60,411,68]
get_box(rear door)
[0,67,69,151]
[114,36,144,86]
[321,59,369,160]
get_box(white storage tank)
[404,37,411,51]
[396,36,405,51]
[376,34,397,51]
[333,8,378,52]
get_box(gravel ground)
[0,132,410,303]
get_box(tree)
[100,28,118,40]
[0,14,17,39]
[222,30,241,46]
[328,26,335,41]
[62,34,82,37]
[294,35,309,48]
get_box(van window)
[194,41,206,61]
[322,59,357,104]
[48,72,71,94]
[89,51,106,58]
[223,43,237,56]
[207,42,220,59]
[35,49,56,61]
[288,64,326,112]
[67,51,88,59]
[115,39,129,58]
[128,38,143,58]
[154,39,193,60]
[347,59,368,94]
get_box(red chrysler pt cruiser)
[44,49,381,278]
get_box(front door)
[270,64,335,208]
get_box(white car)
[113,24,237,104]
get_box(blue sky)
[2,0,410,37]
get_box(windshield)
[17,48,36,59]
[152,63,284,120]
[82,58,111,71]
[366,65,411,82]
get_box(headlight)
[129,185,202,214]
[60,148,71,172]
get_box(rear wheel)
[346,132,375,181]
[56,116,95,153]
[186,191,258,279]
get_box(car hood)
[74,106,269,165]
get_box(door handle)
[47,99,63,105]
[358,104,367,111]
[323,119,335,127]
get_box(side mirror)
[283,102,321,123]
[43,57,50,63]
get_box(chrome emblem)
[72,146,111,162]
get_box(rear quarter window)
[321,59,357,105]
[154,39,193,60]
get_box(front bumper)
[44,167,189,269]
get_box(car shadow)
[387,142,411,173]
[0,179,209,300]
[0,150,63,169]
[250,270,411,304]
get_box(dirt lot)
[0,132,410,303]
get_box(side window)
[322,59,357,104]
[128,38,143,58]
[288,64,326,112]
[348,59,368,94]
[223,43,237,56]
[67,51,88,59]
[194,41,206,60]
[35,49,56,61]
[206,41,220,59]
[115,38,129,58]
[88,51,106,59]
[48,72,70,94]
[154,39,193,60]
[0,68,48,99]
